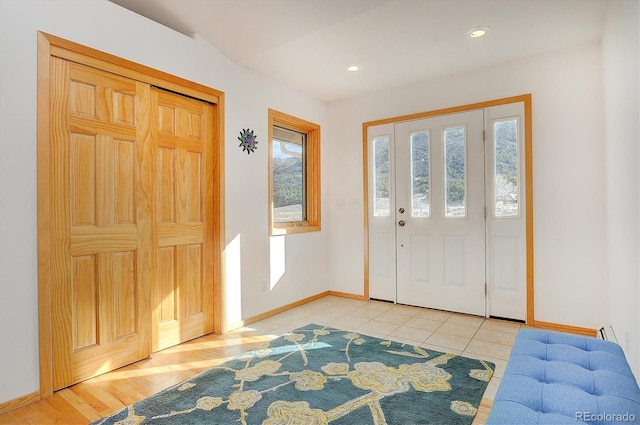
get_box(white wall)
[327,43,608,329]
[0,0,329,403]
[602,0,640,379]
[2,0,637,408]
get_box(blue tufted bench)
[486,329,640,424]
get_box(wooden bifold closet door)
[50,57,214,390]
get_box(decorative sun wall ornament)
[238,128,258,154]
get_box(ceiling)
[109,0,610,103]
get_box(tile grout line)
[462,317,486,353]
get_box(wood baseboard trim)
[225,291,366,332]
[0,391,40,415]
[225,291,331,331]
[532,320,597,337]
[327,290,367,300]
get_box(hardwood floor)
[474,399,494,425]
[0,331,272,424]
[1,297,500,424]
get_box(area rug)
[93,324,495,425]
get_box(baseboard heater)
[598,324,619,344]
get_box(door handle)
[398,220,406,227]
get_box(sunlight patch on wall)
[270,235,286,288]
[225,234,242,325]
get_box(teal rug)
[93,324,494,425]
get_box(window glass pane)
[444,126,466,217]
[373,137,390,217]
[494,119,519,217]
[272,126,305,223]
[411,131,430,217]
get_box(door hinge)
[484,206,487,218]
[482,129,486,143]
[484,282,488,295]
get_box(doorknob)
[398,220,406,227]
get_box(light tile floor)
[233,295,525,401]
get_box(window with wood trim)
[269,109,321,235]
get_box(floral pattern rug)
[93,324,494,425]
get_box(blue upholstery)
[487,329,640,424]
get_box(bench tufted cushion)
[487,329,640,424]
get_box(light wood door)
[152,88,215,352]
[50,58,153,390]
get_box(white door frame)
[362,95,534,324]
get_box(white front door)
[367,103,526,320]
[395,111,486,315]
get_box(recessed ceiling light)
[346,65,360,72]
[467,26,490,38]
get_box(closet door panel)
[152,88,215,352]
[51,58,152,390]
